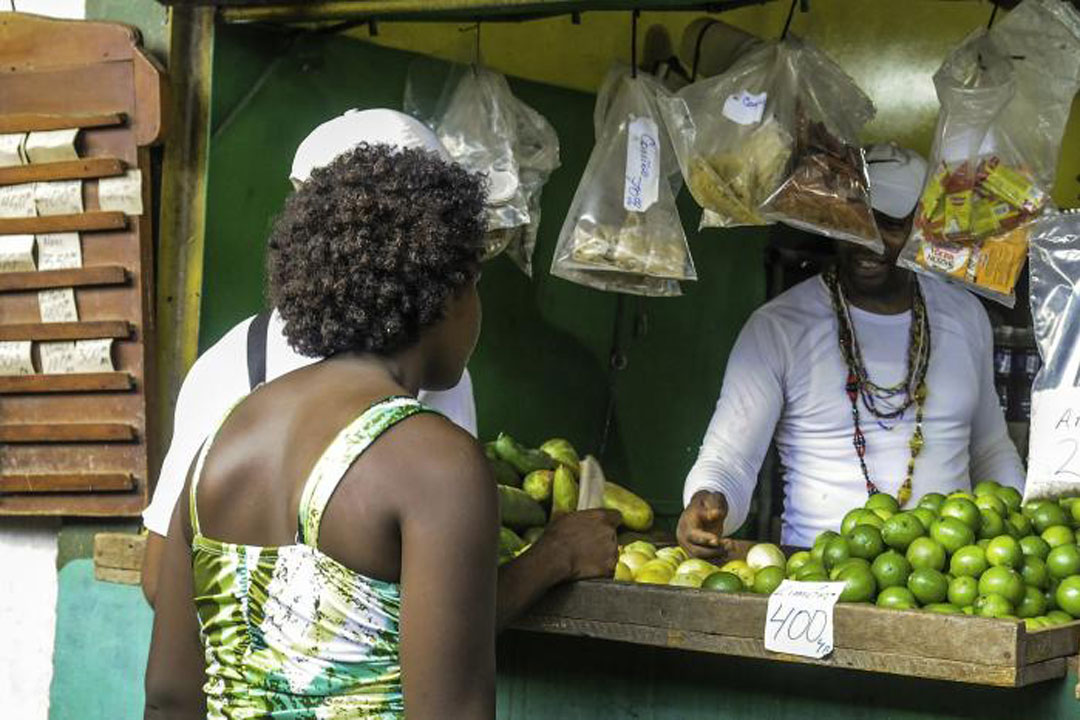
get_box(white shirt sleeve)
[683,313,787,535]
[967,304,1026,491]
[141,318,254,536]
[418,368,478,437]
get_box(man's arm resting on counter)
[142,531,166,607]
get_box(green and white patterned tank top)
[188,396,436,720]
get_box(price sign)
[1027,387,1080,499]
[623,116,660,212]
[763,580,845,659]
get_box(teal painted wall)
[200,23,768,527]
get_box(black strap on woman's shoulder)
[246,310,272,390]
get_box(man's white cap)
[866,143,929,220]
[289,108,450,186]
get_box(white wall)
[0,0,84,17]
[0,2,86,708]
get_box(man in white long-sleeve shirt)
[679,144,1025,553]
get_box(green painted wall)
[200,23,768,526]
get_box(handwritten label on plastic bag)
[722,91,767,126]
[624,116,660,213]
[764,580,845,659]
[1028,388,1080,497]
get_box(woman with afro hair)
[146,143,500,720]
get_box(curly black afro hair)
[268,143,486,358]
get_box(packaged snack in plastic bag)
[900,2,1080,305]
[405,62,560,268]
[660,42,793,229]
[1023,211,1080,502]
[552,65,695,294]
[759,37,882,253]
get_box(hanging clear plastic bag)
[552,65,694,295]
[502,94,561,276]
[1023,211,1080,502]
[758,37,882,253]
[405,61,559,268]
[899,2,1080,306]
[660,41,794,229]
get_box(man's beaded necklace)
[823,268,931,508]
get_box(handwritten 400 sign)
[763,580,845,659]
[1029,387,1080,492]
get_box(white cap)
[866,143,929,220]
[289,108,450,186]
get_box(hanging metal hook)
[780,0,800,40]
[630,9,641,78]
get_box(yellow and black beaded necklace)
[823,267,931,508]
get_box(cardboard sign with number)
[764,580,845,659]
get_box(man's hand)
[677,490,732,559]
[538,508,621,581]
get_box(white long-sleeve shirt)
[684,275,1025,548]
[142,310,477,536]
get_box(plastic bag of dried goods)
[405,62,559,265]
[552,64,695,295]
[1024,211,1080,502]
[759,36,882,253]
[661,41,793,229]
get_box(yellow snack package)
[970,226,1029,297]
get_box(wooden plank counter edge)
[527,580,1021,666]
[511,615,1032,688]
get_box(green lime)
[975,593,1015,618]
[978,509,1007,540]
[811,531,840,564]
[1047,609,1075,624]
[1023,501,1046,519]
[752,566,785,595]
[1072,500,1080,527]
[985,536,1023,569]
[930,517,976,554]
[949,491,978,502]
[940,498,981,532]
[822,536,852,571]
[1008,513,1033,538]
[877,586,918,610]
[962,605,976,616]
[917,493,946,514]
[837,565,877,603]
[973,480,1002,497]
[841,508,873,536]
[908,568,949,605]
[1032,503,1070,534]
[785,550,813,578]
[1023,617,1049,630]
[866,493,901,515]
[872,550,913,589]
[1017,585,1048,619]
[829,558,872,580]
[702,571,744,593]
[1055,576,1080,618]
[948,575,979,607]
[996,486,1023,514]
[923,603,961,614]
[949,545,989,578]
[1020,555,1050,590]
[1020,535,1051,560]
[1046,544,1080,580]
[1043,525,1075,549]
[882,512,926,552]
[906,537,947,572]
[795,560,829,582]
[911,508,937,532]
[976,494,1007,518]
[848,525,885,561]
[979,566,1026,605]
